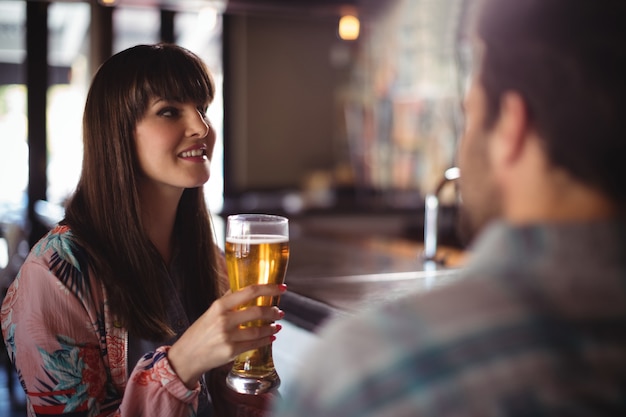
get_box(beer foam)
[226,234,289,244]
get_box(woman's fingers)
[229,322,282,343]
[217,283,287,311]
[229,305,284,326]
[212,320,282,362]
[230,323,283,356]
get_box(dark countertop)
[282,219,466,330]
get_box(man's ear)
[491,91,529,166]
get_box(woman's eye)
[158,107,180,117]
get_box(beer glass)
[225,214,289,394]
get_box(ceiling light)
[338,15,360,41]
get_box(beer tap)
[422,167,460,264]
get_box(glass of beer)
[225,214,289,395]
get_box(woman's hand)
[168,284,286,389]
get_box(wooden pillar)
[160,9,176,43]
[26,1,49,247]
[89,2,114,77]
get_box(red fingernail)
[279,284,287,292]
[278,310,285,318]
[270,335,277,342]
[275,324,283,332]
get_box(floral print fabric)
[1,225,201,417]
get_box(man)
[274,0,626,416]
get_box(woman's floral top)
[0,225,201,417]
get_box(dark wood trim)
[89,2,113,77]
[160,9,176,43]
[26,1,50,247]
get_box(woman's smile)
[178,146,208,161]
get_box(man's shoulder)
[278,275,527,416]
[318,275,511,357]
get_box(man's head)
[458,0,626,237]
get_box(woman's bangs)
[143,51,213,105]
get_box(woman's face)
[134,97,215,195]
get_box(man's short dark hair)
[476,0,626,205]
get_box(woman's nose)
[187,107,210,138]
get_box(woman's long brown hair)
[64,44,220,340]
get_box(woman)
[0,44,284,417]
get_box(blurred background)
[0,0,473,247]
[0,0,474,412]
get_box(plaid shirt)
[274,219,626,417]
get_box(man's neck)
[504,167,617,225]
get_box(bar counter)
[281,217,467,331]
[32,202,466,332]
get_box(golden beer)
[224,215,289,394]
[226,236,290,304]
